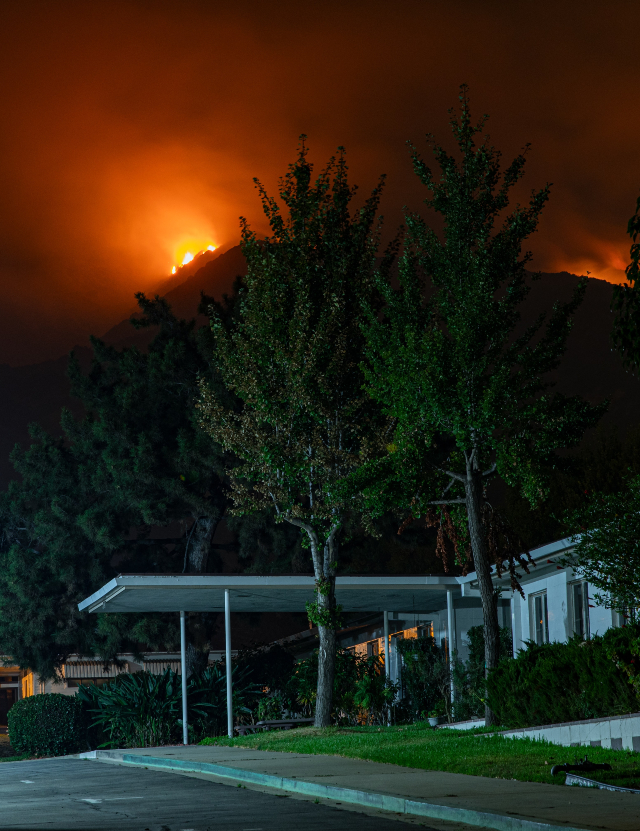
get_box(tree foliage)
[0,297,240,677]
[198,139,392,725]
[564,475,640,613]
[361,88,603,724]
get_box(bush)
[487,627,640,728]
[8,693,88,756]
[288,649,397,724]
[452,625,513,721]
[187,663,256,738]
[353,656,397,724]
[396,636,450,721]
[78,665,257,748]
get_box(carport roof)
[78,574,461,615]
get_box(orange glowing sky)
[0,0,638,365]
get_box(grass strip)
[200,724,640,789]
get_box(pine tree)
[198,140,390,726]
[64,295,235,674]
[0,297,236,677]
[362,89,603,725]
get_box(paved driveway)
[0,758,412,830]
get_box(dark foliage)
[287,648,396,725]
[361,88,603,725]
[78,664,257,747]
[453,625,513,721]
[487,628,640,728]
[395,636,449,720]
[8,693,88,756]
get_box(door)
[0,689,17,726]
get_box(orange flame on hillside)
[171,240,216,274]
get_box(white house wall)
[588,591,616,636]
[512,563,619,652]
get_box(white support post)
[225,588,233,738]
[383,611,390,679]
[383,611,391,726]
[511,591,517,658]
[180,611,188,746]
[446,590,456,707]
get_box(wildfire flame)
[170,241,216,274]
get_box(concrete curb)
[80,750,592,831]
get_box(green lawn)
[200,724,640,790]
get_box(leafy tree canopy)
[198,138,392,725]
[360,88,604,723]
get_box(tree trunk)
[186,516,217,573]
[314,575,337,727]
[313,532,339,728]
[184,516,219,678]
[465,462,500,727]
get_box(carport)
[78,574,460,743]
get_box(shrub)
[78,664,258,748]
[396,636,450,721]
[452,625,513,721]
[487,627,640,728]
[77,669,183,748]
[288,649,396,724]
[353,656,397,725]
[8,693,88,756]
[187,663,256,738]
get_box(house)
[3,535,616,729]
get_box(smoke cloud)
[0,0,636,363]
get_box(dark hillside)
[0,256,637,491]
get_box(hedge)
[487,626,640,728]
[8,693,88,756]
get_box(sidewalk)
[81,745,640,831]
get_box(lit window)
[532,592,549,645]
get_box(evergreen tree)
[361,90,603,725]
[63,294,233,674]
[198,140,390,726]
[0,296,240,677]
[0,425,131,678]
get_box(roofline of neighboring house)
[457,536,576,594]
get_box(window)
[531,592,549,645]
[570,581,590,640]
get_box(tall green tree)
[0,296,239,677]
[198,141,390,726]
[64,295,233,674]
[0,425,131,678]
[362,90,603,725]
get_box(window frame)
[569,580,590,640]
[530,590,549,645]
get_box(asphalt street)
[0,758,423,831]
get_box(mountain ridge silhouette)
[0,246,635,488]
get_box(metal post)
[180,611,188,745]
[383,611,390,679]
[225,588,233,738]
[511,591,517,657]
[383,610,391,726]
[446,590,455,707]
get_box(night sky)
[0,0,637,365]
